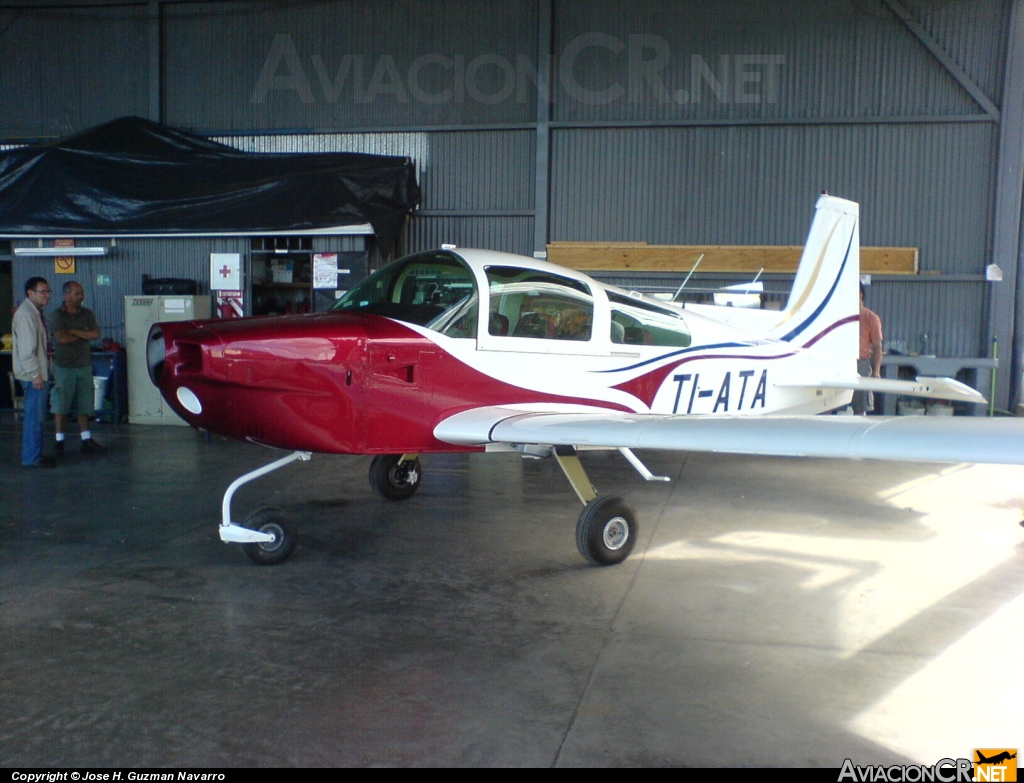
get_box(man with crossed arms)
[50,280,106,455]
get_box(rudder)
[768,194,860,362]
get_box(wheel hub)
[603,517,629,550]
[392,463,418,487]
[258,523,283,551]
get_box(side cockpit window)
[608,292,691,347]
[486,266,594,342]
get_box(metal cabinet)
[125,295,211,425]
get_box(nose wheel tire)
[369,454,422,501]
[576,495,638,566]
[240,506,297,565]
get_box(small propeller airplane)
[147,194,1024,565]
[975,751,1017,766]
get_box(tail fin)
[768,194,860,361]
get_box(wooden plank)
[546,243,918,275]
[863,246,920,274]
[547,241,649,247]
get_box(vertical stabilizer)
[768,194,860,362]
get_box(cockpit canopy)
[333,249,691,349]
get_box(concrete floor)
[2,416,1023,767]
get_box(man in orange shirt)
[853,284,883,414]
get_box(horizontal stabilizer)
[777,375,986,404]
[435,406,1024,465]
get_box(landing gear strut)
[220,450,311,565]
[551,446,639,566]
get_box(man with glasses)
[12,277,56,468]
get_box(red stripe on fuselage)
[800,314,859,349]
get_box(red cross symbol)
[219,265,232,278]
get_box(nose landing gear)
[219,450,311,565]
[240,506,298,565]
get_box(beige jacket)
[12,296,49,383]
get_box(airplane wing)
[777,375,987,404]
[434,406,1024,465]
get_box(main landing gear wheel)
[369,454,422,501]
[576,495,638,566]
[240,506,298,565]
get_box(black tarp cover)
[0,117,420,254]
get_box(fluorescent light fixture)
[14,246,109,257]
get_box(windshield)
[333,251,476,327]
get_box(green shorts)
[51,365,95,416]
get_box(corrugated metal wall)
[12,238,242,346]
[216,130,535,214]
[0,0,1017,386]
[0,5,151,140]
[405,215,534,255]
[10,234,367,346]
[550,123,997,271]
[869,277,992,358]
[550,0,997,122]
[163,0,539,130]
[903,0,1009,103]
[215,129,537,255]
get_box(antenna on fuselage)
[672,253,704,302]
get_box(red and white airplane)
[148,194,1024,565]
